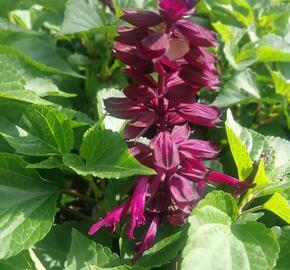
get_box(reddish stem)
[158,72,166,131]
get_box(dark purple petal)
[128,142,153,167]
[158,0,198,22]
[123,84,157,102]
[124,67,157,88]
[171,123,191,144]
[124,111,156,139]
[178,139,221,160]
[176,103,222,127]
[179,64,219,89]
[121,9,162,27]
[104,97,146,119]
[116,26,149,46]
[165,111,186,126]
[134,215,159,260]
[169,174,199,203]
[184,46,216,70]
[175,20,217,47]
[166,210,189,226]
[165,82,197,104]
[114,43,153,72]
[128,176,149,239]
[178,159,207,182]
[151,131,180,173]
[89,200,130,235]
[139,32,169,60]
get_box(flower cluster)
[89,0,248,259]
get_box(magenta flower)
[89,0,250,259]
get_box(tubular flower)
[90,0,250,259]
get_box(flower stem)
[158,72,166,131]
[239,205,264,217]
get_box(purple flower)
[89,0,250,260]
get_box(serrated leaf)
[226,110,276,175]
[0,250,37,270]
[0,61,51,105]
[63,124,154,179]
[196,190,238,219]
[276,226,290,270]
[181,191,279,270]
[257,34,290,62]
[65,229,123,270]
[213,69,260,107]
[61,0,104,34]
[270,70,290,101]
[0,153,59,259]
[0,104,74,156]
[0,44,81,78]
[226,117,253,180]
[264,193,290,224]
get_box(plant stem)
[158,72,166,131]
[60,205,95,223]
[61,189,98,204]
[239,205,264,216]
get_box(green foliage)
[0,0,288,269]
[64,123,155,179]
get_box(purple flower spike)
[90,0,249,259]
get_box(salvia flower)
[90,0,250,259]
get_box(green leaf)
[226,110,276,175]
[263,193,290,224]
[226,114,253,180]
[213,69,260,107]
[181,191,279,270]
[0,61,51,105]
[136,224,187,268]
[61,0,104,34]
[257,34,290,62]
[0,44,81,78]
[0,153,59,259]
[276,226,290,270]
[0,250,37,270]
[65,229,124,270]
[270,70,290,101]
[63,124,154,179]
[0,104,74,156]
[97,88,125,133]
[196,190,238,219]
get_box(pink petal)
[128,176,149,239]
[134,215,159,260]
[171,123,191,144]
[89,200,130,235]
[206,171,241,186]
